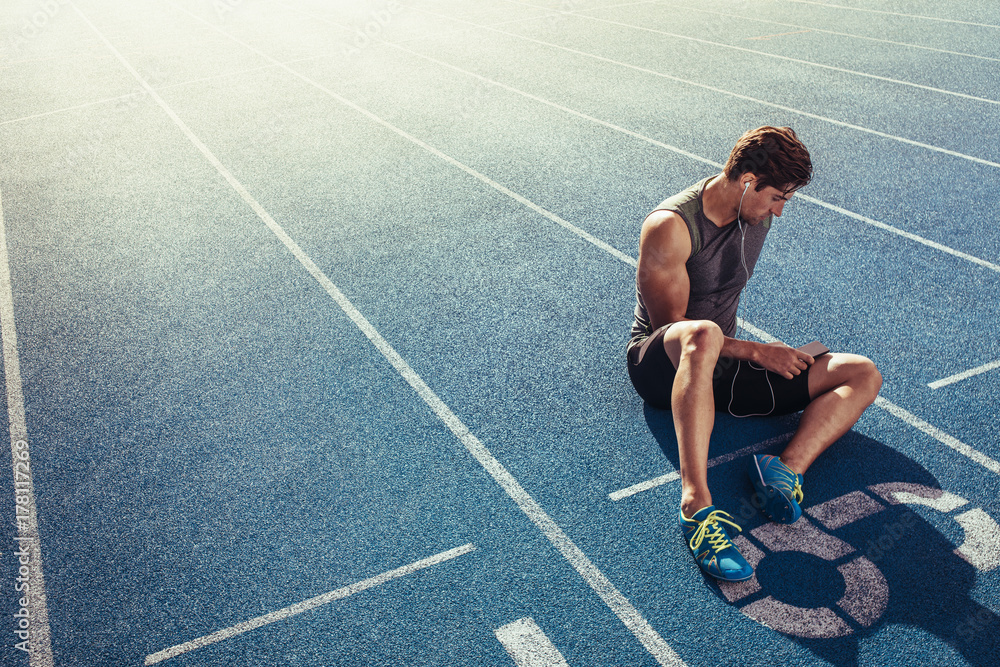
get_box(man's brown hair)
[723,126,812,194]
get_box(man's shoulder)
[651,175,714,213]
[645,176,713,253]
[640,209,693,262]
[642,208,686,232]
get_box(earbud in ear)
[744,181,752,190]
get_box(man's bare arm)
[637,211,812,379]
[636,210,692,329]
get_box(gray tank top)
[630,175,770,345]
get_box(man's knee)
[675,320,724,361]
[856,356,883,401]
[836,353,882,402]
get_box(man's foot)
[679,506,754,581]
[749,454,804,524]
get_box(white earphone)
[736,178,752,292]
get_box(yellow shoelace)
[689,510,742,553]
[770,457,804,505]
[791,479,804,504]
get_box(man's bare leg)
[661,321,754,581]
[779,353,883,475]
[657,320,725,518]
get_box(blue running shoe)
[749,454,804,524]
[679,506,754,581]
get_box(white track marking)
[495,618,571,667]
[873,397,1000,475]
[886,490,969,513]
[836,557,889,627]
[746,29,812,40]
[866,483,1000,571]
[77,4,686,664]
[383,39,1000,275]
[609,433,793,501]
[794,194,1000,273]
[547,9,1000,107]
[752,517,855,561]
[953,509,1000,572]
[785,0,1000,30]
[663,3,1000,63]
[75,2,998,659]
[929,359,1000,389]
[272,4,1000,483]
[0,57,326,128]
[411,5,1000,171]
[869,482,970,511]
[805,490,885,530]
[0,190,54,665]
[144,544,477,665]
[737,318,779,344]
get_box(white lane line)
[495,617,571,667]
[737,318,779,344]
[190,0,1000,486]
[746,29,812,40]
[928,359,1000,389]
[609,472,681,502]
[162,9,637,272]
[794,194,1000,273]
[873,396,1000,475]
[785,0,1000,30]
[509,0,1000,106]
[180,2,1000,484]
[0,57,326,128]
[0,188,55,665]
[413,5,1000,171]
[144,544,477,665]
[740,320,1000,478]
[384,38,1000,275]
[79,4,998,655]
[609,433,793,501]
[80,4,686,665]
[664,3,1000,63]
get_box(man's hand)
[754,341,814,380]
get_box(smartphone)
[797,341,830,358]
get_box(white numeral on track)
[495,617,570,667]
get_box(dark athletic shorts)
[627,324,812,416]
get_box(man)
[627,126,882,581]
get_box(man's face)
[745,184,796,226]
